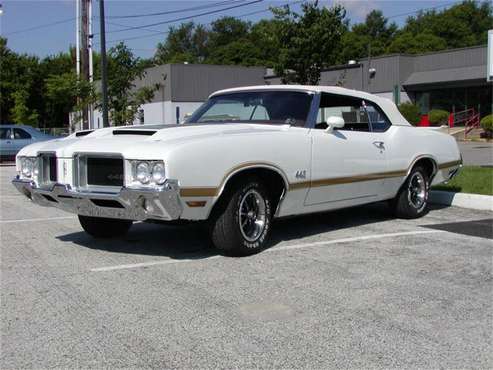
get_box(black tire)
[392,165,430,219]
[210,178,273,256]
[78,215,133,238]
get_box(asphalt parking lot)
[1,165,492,369]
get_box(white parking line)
[270,230,443,252]
[0,216,76,224]
[90,229,443,272]
[91,256,222,272]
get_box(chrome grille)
[74,155,124,191]
[39,153,57,185]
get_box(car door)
[0,128,15,156]
[12,128,33,154]
[305,93,389,207]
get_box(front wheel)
[392,165,430,219]
[78,215,133,238]
[210,178,272,256]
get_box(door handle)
[373,141,385,150]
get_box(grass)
[432,166,493,196]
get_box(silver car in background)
[0,125,56,160]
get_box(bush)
[398,102,421,126]
[428,109,449,126]
[480,114,493,132]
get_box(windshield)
[187,90,314,127]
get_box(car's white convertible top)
[211,85,412,127]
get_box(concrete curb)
[430,190,493,211]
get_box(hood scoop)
[76,130,94,137]
[112,129,156,136]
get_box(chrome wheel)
[407,171,427,211]
[239,189,267,242]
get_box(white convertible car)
[13,86,461,255]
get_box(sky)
[1,0,461,59]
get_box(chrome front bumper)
[12,177,183,221]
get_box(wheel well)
[412,157,436,179]
[217,167,287,212]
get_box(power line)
[5,17,75,36]
[386,1,458,20]
[105,20,163,36]
[95,0,303,46]
[94,0,263,36]
[107,0,246,19]
[99,0,455,48]
[236,0,304,18]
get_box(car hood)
[17,123,293,158]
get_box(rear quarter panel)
[385,126,461,196]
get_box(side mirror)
[180,113,192,124]
[325,116,345,133]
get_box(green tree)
[107,43,159,126]
[155,22,209,64]
[0,37,40,124]
[247,19,282,67]
[208,17,251,49]
[387,31,447,54]
[272,1,347,84]
[398,0,492,51]
[45,72,95,127]
[340,10,397,62]
[10,89,39,125]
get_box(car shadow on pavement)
[56,202,394,260]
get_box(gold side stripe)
[438,160,462,170]
[291,170,407,190]
[180,160,460,197]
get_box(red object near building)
[419,114,430,127]
[448,113,454,128]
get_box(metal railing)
[38,127,70,137]
[450,108,481,139]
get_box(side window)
[13,128,32,139]
[365,102,391,132]
[315,93,370,132]
[0,128,11,140]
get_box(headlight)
[21,158,32,177]
[21,157,38,178]
[136,162,150,184]
[151,162,166,185]
[132,160,166,185]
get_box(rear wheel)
[210,178,272,256]
[392,165,430,219]
[78,215,133,238]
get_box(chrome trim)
[38,152,57,187]
[12,177,183,221]
[406,155,439,178]
[305,92,321,129]
[239,189,267,242]
[73,152,124,193]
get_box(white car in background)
[13,86,461,255]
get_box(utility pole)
[80,0,90,130]
[75,0,80,132]
[88,0,94,129]
[99,0,109,127]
